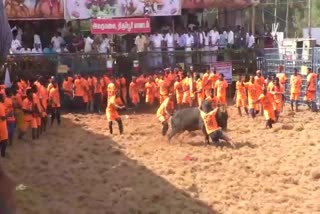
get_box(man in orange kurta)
[305,67,317,109]
[106,92,125,135]
[270,77,284,122]
[0,93,8,157]
[255,89,276,129]
[156,94,174,136]
[18,89,37,140]
[145,77,156,105]
[290,68,302,111]
[214,73,228,106]
[49,81,61,126]
[174,76,183,109]
[129,77,140,110]
[74,75,84,111]
[234,74,248,116]
[120,75,127,105]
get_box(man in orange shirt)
[4,88,16,145]
[270,77,284,122]
[202,69,211,98]
[158,75,169,104]
[0,94,8,157]
[39,79,48,133]
[215,73,228,106]
[120,75,127,105]
[305,67,317,109]
[145,77,156,105]
[182,73,191,107]
[246,76,260,118]
[254,70,265,88]
[196,74,204,106]
[174,76,183,109]
[32,84,42,139]
[74,75,84,112]
[93,75,103,113]
[62,76,73,111]
[255,88,276,128]
[81,76,90,112]
[199,100,234,147]
[18,89,37,140]
[276,65,287,85]
[156,94,174,136]
[107,78,116,101]
[49,81,61,126]
[209,68,219,93]
[106,91,125,135]
[234,74,248,116]
[290,68,302,111]
[129,76,140,111]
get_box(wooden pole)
[308,0,312,38]
[285,0,289,38]
[251,6,256,34]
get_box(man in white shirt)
[151,32,163,68]
[209,27,219,63]
[34,32,42,50]
[84,34,94,53]
[99,35,110,54]
[227,27,234,48]
[184,31,194,65]
[202,29,210,64]
[51,32,64,51]
[10,33,22,54]
[32,44,42,54]
[248,32,255,48]
[164,29,176,66]
[134,34,147,53]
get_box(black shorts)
[209,129,223,144]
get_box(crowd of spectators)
[9,23,257,56]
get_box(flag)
[4,67,12,88]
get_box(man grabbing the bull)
[200,101,235,147]
[156,94,175,136]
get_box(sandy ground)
[2,105,320,214]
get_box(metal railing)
[1,49,258,78]
[261,47,319,106]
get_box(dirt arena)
[2,105,320,214]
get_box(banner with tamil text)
[65,0,181,20]
[91,18,151,34]
[4,0,64,19]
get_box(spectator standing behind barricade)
[209,27,219,63]
[150,31,164,69]
[135,33,147,69]
[227,27,234,48]
[164,29,175,67]
[247,32,255,48]
[218,30,227,49]
[10,31,22,54]
[184,30,194,65]
[51,32,64,52]
[84,34,94,53]
[32,44,42,54]
[99,35,110,54]
[33,32,42,50]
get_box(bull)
[167,100,229,145]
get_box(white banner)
[64,0,181,20]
